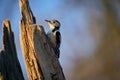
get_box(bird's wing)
[56,31,61,48]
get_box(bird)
[45,19,61,58]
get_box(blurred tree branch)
[67,0,120,80]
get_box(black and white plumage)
[45,19,61,58]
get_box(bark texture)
[19,0,65,80]
[0,20,24,80]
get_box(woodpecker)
[45,19,61,58]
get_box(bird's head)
[45,19,60,30]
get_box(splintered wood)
[0,20,24,80]
[19,0,65,80]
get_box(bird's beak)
[45,20,50,22]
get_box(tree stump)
[0,20,24,80]
[19,0,66,80]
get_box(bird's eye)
[53,21,55,23]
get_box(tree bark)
[0,20,24,80]
[19,0,65,80]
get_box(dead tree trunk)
[19,0,65,80]
[0,20,24,80]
